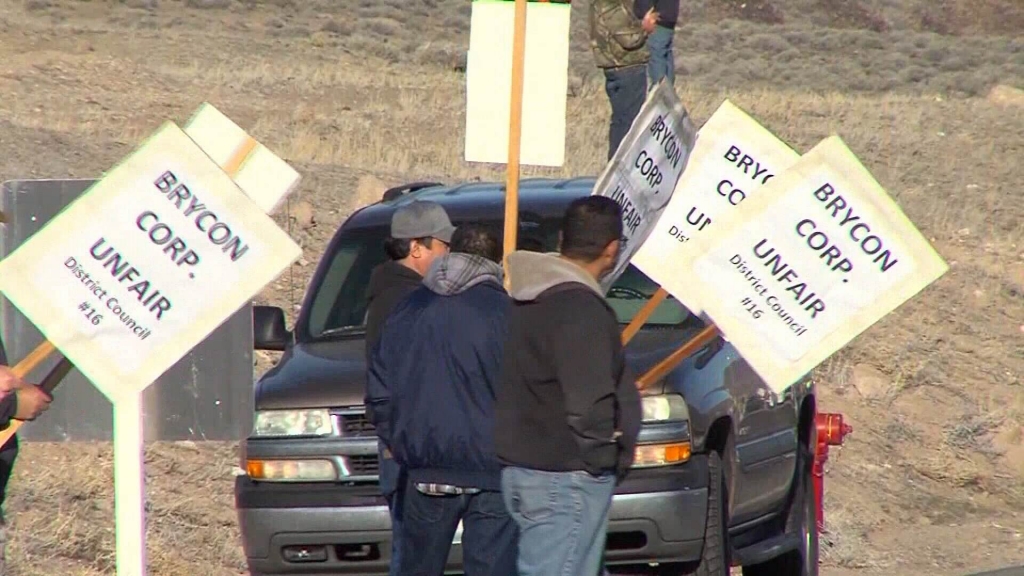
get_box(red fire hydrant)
[813,412,852,533]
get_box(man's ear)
[409,240,422,259]
[602,238,620,263]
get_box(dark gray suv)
[235,177,820,576]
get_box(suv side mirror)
[253,305,290,351]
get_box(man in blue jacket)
[366,223,516,576]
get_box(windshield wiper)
[315,326,367,339]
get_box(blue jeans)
[396,477,518,576]
[647,25,675,89]
[501,467,616,576]
[603,64,648,160]
[379,441,404,576]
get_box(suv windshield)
[302,217,692,341]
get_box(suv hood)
[253,327,697,411]
[254,339,369,410]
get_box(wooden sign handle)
[636,323,720,391]
[621,287,668,345]
[9,339,57,378]
[0,343,71,446]
[502,0,528,291]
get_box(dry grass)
[0,0,1022,574]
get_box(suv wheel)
[742,443,819,576]
[656,450,730,576]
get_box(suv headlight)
[246,459,338,482]
[252,409,333,437]
[634,394,692,468]
[641,393,689,423]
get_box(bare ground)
[0,0,1022,575]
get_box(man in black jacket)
[496,195,642,576]
[368,224,516,575]
[362,199,454,575]
[364,200,456,358]
[0,340,54,572]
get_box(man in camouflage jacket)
[589,0,653,159]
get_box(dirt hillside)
[0,0,1022,575]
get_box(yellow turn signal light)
[633,442,692,468]
[246,458,337,482]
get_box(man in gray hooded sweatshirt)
[367,223,517,575]
[496,195,642,576]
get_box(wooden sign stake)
[502,0,528,288]
[637,323,720,390]
[621,287,668,345]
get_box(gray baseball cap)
[390,200,457,243]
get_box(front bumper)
[235,455,709,575]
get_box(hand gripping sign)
[0,113,302,576]
[678,135,949,394]
[592,79,698,293]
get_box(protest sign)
[592,79,697,292]
[183,103,300,215]
[465,0,571,167]
[0,118,301,576]
[681,135,948,393]
[632,100,801,316]
[0,121,302,404]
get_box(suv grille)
[339,413,376,437]
[347,455,380,475]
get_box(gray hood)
[423,252,504,296]
[505,251,604,302]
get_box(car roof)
[343,176,598,230]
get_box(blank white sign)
[465,1,571,167]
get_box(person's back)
[496,256,625,473]
[368,224,518,575]
[384,247,510,486]
[496,195,642,576]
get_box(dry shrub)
[917,0,1024,36]
[186,0,232,9]
[819,0,889,32]
[320,18,353,36]
[706,0,785,25]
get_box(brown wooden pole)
[621,287,668,345]
[9,340,57,379]
[636,324,720,390]
[502,0,528,290]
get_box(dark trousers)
[395,476,519,576]
[604,64,648,160]
[379,441,404,576]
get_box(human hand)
[14,385,52,421]
[0,366,28,394]
[642,9,659,33]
